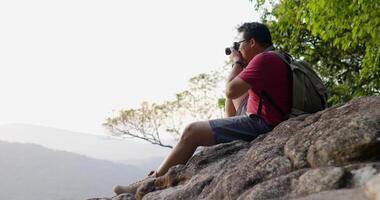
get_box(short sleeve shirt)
[238,52,290,126]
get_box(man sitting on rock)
[113,22,291,195]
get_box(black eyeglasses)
[237,39,247,44]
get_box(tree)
[253,0,380,105]
[103,69,226,148]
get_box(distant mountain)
[0,140,144,200]
[0,123,171,169]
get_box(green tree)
[253,0,380,105]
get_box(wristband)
[233,61,247,68]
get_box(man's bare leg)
[155,121,215,176]
[112,121,215,195]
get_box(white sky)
[0,0,260,135]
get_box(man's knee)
[180,121,214,146]
[180,122,198,144]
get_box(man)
[113,22,290,195]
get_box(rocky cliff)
[89,96,380,200]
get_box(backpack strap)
[257,92,264,117]
[269,51,293,65]
[257,90,287,118]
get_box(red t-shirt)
[238,52,290,126]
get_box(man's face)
[237,32,255,63]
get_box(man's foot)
[112,171,157,195]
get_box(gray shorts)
[209,114,273,144]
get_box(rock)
[285,97,380,169]
[237,169,308,200]
[364,173,380,200]
[88,96,380,200]
[294,188,368,200]
[87,193,134,200]
[87,198,112,200]
[350,165,378,187]
[292,167,345,197]
[111,193,135,200]
[292,171,380,200]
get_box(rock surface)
[88,96,380,200]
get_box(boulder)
[88,96,380,200]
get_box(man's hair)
[237,22,273,46]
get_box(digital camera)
[225,42,239,55]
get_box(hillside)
[0,123,170,169]
[0,141,144,200]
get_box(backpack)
[257,51,328,119]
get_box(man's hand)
[229,48,244,63]
[226,48,245,83]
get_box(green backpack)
[258,51,328,119]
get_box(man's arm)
[224,51,243,116]
[225,63,248,117]
[225,48,251,109]
[225,62,251,99]
[225,98,236,117]
[225,93,248,117]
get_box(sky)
[0,0,260,136]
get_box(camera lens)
[225,48,232,55]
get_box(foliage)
[103,70,225,148]
[252,0,380,105]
